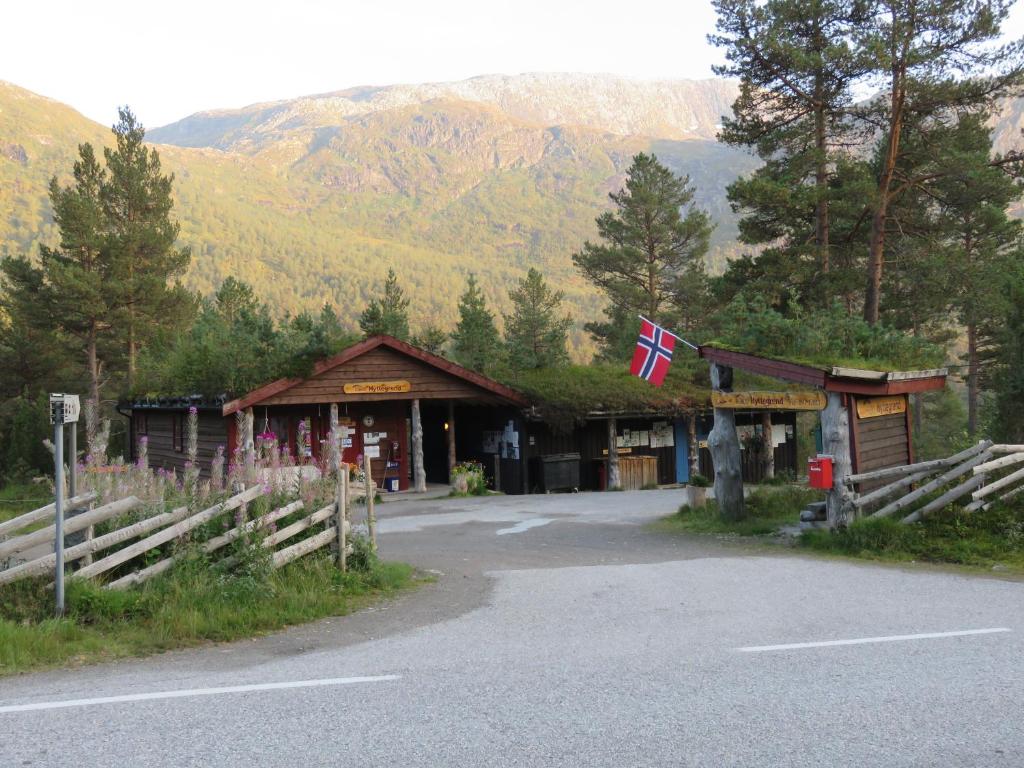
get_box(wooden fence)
[0,470,365,589]
[843,440,1024,523]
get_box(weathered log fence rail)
[0,471,368,588]
[841,440,1024,524]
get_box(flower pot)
[687,485,707,508]
[452,474,469,494]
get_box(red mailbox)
[808,455,834,489]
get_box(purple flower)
[189,406,198,415]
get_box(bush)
[688,473,710,487]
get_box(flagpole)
[637,315,699,351]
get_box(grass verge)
[651,485,824,536]
[0,481,52,525]
[800,503,1024,574]
[0,550,420,676]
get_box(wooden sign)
[856,395,906,419]
[343,380,411,395]
[711,390,826,411]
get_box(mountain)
[0,75,755,355]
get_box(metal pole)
[68,422,77,499]
[54,420,65,617]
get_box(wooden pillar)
[411,399,426,493]
[822,392,853,528]
[364,456,376,551]
[761,411,775,481]
[329,403,340,474]
[447,401,457,480]
[709,363,744,520]
[243,407,255,471]
[687,415,699,481]
[335,464,347,571]
[607,417,620,490]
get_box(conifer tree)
[573,153,712,356]
[411,325,449,356]
[504,268,572,369]
[359,268,410,340]
[102,108,192,387]
[451,274,501,373]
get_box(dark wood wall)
[850,395,911,490]
[130,409,227,478]
[260,347,490,405]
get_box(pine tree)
[857,0,1024,324]
[411,325,449,355]
[504,268,572,369]
[359,268,410,340]
[573,153,712,355]
[711,0,868,282]
[0,143,119,405]
[102,107,192,387]
[451,274,501,373]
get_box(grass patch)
[801,502,1024,573]
[0,546,419,676]
[653,485,823,536]
[0,481,52,525]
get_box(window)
[134,412,148,437]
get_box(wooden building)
[123,396,228,478]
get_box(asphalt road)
[2,490,1022,767]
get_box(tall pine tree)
[573,153,712,357]
[504,268,572,369]
[359,268,411,340]
[451,274,501,373]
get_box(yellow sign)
[711,390,827,411]
[856,395,906,419]
[343,380,412,395]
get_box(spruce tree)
[359,268,411,340]
[504,268,572,369]
[451,274,501,373]
[102,107,192,387]
[411,325,449,355]
[573,153,712,355]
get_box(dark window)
[134,412,148,436]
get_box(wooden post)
[687,415,699,481]
[243,407,255,471]
[708,363,744,520]
[364,456,376,552]
[821,392,853,528]
[447,401,457,480]
[411,399,426,493]
[607,417,620,490]
[760,411,775,481]
[329,403,340,472]
[336,465,347,571]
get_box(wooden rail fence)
[841,440,1024,524]
[0,472,364,589]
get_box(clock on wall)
[362,414,375,428]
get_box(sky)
[2,0,1024,129]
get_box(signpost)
[710,390,827,411]
[48,393,80,617]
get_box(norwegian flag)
[631,319,675,386]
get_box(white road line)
[0,674,400,714]
[496,518,553,536]
[737,627,1011,653]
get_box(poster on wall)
[364,445,381,459]
[482,431,501,454]
[650,421,674,448]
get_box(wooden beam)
[846,441,989,485]
[854,469,933,510]
[0,492,97,539]
[902,474,986,523]
[973,452,1024,475]
[873,451,991,519]
[606,417,620,490]
[0,495,141,560]
[411,398,426,493]
[972,465,1024,501]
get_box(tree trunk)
[967,322,979,437]
[127,307,136,391]
[709,363,744,520]
[687,415,698,481]
[606,417,620,490]
[411,399,426,492]
[761,411,775,481]
[812,32,830,275]
[87,322,101,408]
[446,401,456,481]
[821,392,853,528]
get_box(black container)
[531,452,581,493]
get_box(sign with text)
[343,380,411,395]
[856,395,907,419]
[711,390,827,411]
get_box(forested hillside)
[0,77,757,355]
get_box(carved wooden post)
[411,399,426,492]
[243,407,255,473]
[687,415,699,480]
[335,462,347,571]
[607,417,620,490]
[709,363,744,520]
[447,401,457,480]
[822,392,853,528]
[761,411,775,481]
[364,456,376,552]
[329,403,340,473]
